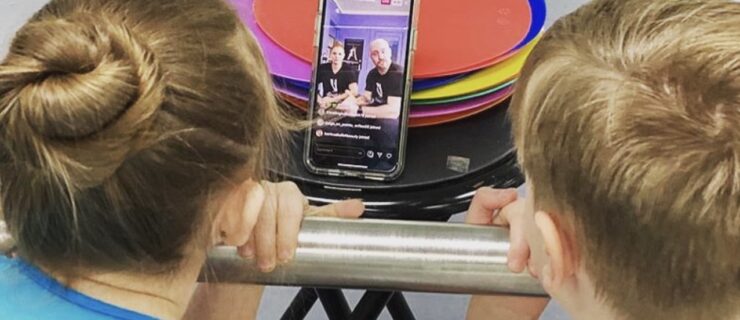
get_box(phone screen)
[305,0,417,179]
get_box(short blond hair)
[510,1,739,319]
[330,40,344,50]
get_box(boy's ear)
[534,211,578,292]
[211,180,265,247]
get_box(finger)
[528,258,540,279]
[497,200,530,272]
[276,182,304,264]
[490,198,518,226]
[506,221,531,273]
[219,180,264,247]
[492,197,524,226]
[254,183,278,273]
[237,232,256,259]
[305,199,365,218]
[465,188,518,225]
[240,182,264,241]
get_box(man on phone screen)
[357,38,404,120]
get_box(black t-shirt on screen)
[316,63,358,98]
[365,63,404,106]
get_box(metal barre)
[202,217,545,296]
[1,218,545,296]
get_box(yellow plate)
[411,37,539,101]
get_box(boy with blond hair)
[466,0,740,319]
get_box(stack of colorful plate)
[230,0,546,128]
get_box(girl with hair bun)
[0,0,363,319]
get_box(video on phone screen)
[309,0,413,173]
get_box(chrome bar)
[0,218,544,295]
[202,217,545,296]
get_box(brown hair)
[0,0,293,275]
[510,0,739,319]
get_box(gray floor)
[0,0,588,319]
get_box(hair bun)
[0,13,165,187]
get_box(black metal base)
[281,288,416,320]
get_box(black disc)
[279,99,523,219]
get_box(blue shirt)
[0,256,157,320]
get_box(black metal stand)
[387,292,416,320]
[281,289,415,320]
[350,291,395,320]
[317,289,353,320]
[280,288,319,320]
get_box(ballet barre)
[1,218,544,296]
[202,217,545,296]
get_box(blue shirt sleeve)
[0,256,157,320]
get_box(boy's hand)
[237,181,364,272]
[465,187,530,273]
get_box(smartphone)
[304,0,420,181]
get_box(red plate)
[254,0,531,78]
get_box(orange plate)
[254,0,531,78]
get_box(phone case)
[303,0,421,181]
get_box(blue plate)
[515,0,546,49]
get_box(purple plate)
[232,0,311,82]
